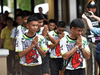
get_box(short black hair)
[57,21,66,28]
[6,17,13,22]
[16,9,22,12]
[15,14,22,20]
[43,20,48,25]
[70,18,84,29]
[27,16,38,24]
[32,13,45,20]
[49,19,56,24]
[21,14,29,19]
[21,10,30,18]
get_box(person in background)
[60,18,90,75]
[38,7,48,21]
[34,13,56,75]
[82,11,100,34]
[43,20,48,27]
[82,1,98,75]
[48,21,69,75]
[82,13,100,75]
[48,19,57,32]
[10,14,23,75]
[0,13,4,38]
[16,9,22,15]
[0,17,14,75]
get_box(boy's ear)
[56,26,58,28]
[70,27,74,32]
[26,24,29,29]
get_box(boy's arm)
[18,36,38,58]
[49,33,64,49]
[47,33,56,44]
[0,29,5,48]
[49,38,61,49]
[62,45,78,60]
[42,26,48,38]
[18,45,34,58]
[35,45,46,58]
[80,48,90,60]
[80,38,90,60]
[10,38,15,49]
[0,38,4,48]
[62,35,82,60]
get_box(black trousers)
[65,68,86,75]
[7,50,15,73]
[21,65,42,75]
[50,58,63,75]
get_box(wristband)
[31,44,35,47]
[75,45,79,49]
[80,46,84,49]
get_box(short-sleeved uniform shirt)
[60,35,90,70]
[16,34,47,66]
[15,25,27,50]
[15,25,26,39]
[1,26,14,50]
[10,27,17,39]
[36,27,44,35]
[48,30,69,58]
[36,27,50,52]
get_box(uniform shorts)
[41,53,49,74]
[21,65,42,75]
[50,58,63,75]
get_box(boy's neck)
[37,28,40,32]
[55,30,58,34]
[69,34,77,39]
[7,25,13,30]
[22,24,26,27]
[26,31,36,37]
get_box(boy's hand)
[42,25,48,38]
[76,35,82,47]
[59,32,64,39]
[32,36,38,46]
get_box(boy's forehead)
[22,16,29,19]
[17,16,22,18]
[30,21,38,24]
[57,27,65,30]
[7,19,13,21]
[49,22,55,24]
[38,20,43,21]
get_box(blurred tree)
[17,0,45,11]
[34,0,45,6]
[17,0,31,11]
[3,0,8,6]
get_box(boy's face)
[16,16,23,25]
[71,27,83,39]
[7,20,13,26]
[57,27,65,34]
[22,16,29,27]
[27,21,38,33]
[38,20,43,29]
[48,23,56,31]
